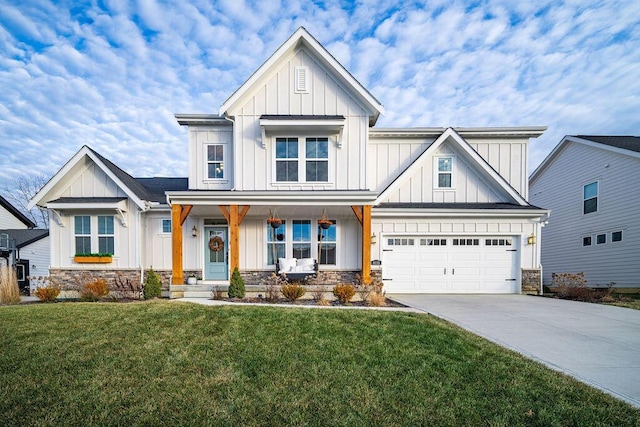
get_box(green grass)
[1,302,638,426]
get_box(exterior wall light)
[371,232,377,245]
[192,226,198,237]
[527,233,536,245]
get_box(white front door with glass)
[205,227,228,280]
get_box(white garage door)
[383,236,519,293]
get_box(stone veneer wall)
[521,269,541,295]
[240,270,364,286]
[49,268,181,294]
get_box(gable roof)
[219,27,384,126]
[0,195,35,228]
[0,229,49,248]
[530,135,640,184]
[28,146,188,210]
[375,127,530,206]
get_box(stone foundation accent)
[521,269,541,295]
[240,270,363,286]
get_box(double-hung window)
[275,137,329,182]
[292,220,311,259]
[318,220,337,265]
[267,221,286,265]
[436,157,453,188]
[98,216,115,255]
[583,181,598,214]
[207,144,224,179]
[74,216,91,254]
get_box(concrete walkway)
[388,294,640,408]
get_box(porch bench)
[276,257,318,281]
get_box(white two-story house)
[29,27,549,297]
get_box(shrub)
[80,278,110,302]
[113,274,143,299]
[228,267,245,299]
[553,272,592,301]
[309,285,327,302]
[281,282,306,301]
[34,286,60,302]
[368,292,387,307]
[0,266,20,304]
[333,283,356,304]
[143,268,162,300]
[211,285,225,300]
[260,272,284,302]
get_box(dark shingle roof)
[0,229,49,248]
[574,136,640,154]
[87,147,156,201]
[135,178,189,203]
[0,195,35,228]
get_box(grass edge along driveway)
[1,301,638,426]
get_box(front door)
[16,259,29,295]
[205,227,228,280]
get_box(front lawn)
[1,301,638,426]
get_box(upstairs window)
[436,157,453,188]
[74,216,91,254]
[207,144,224,179]
[275,137,329,183]
[276,138,299,182]
[98,216,115,255]
[583,181,598,214]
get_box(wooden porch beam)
[179,205,193,225]
[218,205,230,222]
[351,205,363,225]
[171,204,183,285]
[362,205,372,284]
[238,205,250,224]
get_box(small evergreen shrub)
[228,267,245,299]
[80,278,110,302]
[143,268,162,300]
[333,283,356,304]
[281,282,306,301]
[0,266,21,304]
[34,286,60,302]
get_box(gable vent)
[294,66,309,93]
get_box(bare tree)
[1,175,49,229]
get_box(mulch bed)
[214,297,406,308]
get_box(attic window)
[294,66,309,93]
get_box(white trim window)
[275,137,329,183]
[207,144,225,179]
[436,157,453,188]
[98,215,115,255]
[161,219,171,234]
[266,221,286,265]
[318,220,337,265]
[74,215,91,254]
[293,220,311,259]
[583,181,598,214]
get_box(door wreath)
[209,236,224,252]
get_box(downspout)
[223,114,236,190]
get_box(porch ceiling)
[185,204,358,219]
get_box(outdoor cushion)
[297,258,315,267]
[293,264,315,272]
[278,257,297,273]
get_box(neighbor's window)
[98,216,115,255]
[583,181,598,214]
[292,220,311,259]
[275,138,299,181]
[267,220,286,265]
[161,219,171,233]
[207,144,224,179]
[612,231,623,242]
[74,216,91,254]
[318,220,337,265]
[305,138,329,181]
[437,157,453,188]
[596,233,606,245]
[582,236,592,246]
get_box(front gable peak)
[219,27,384,125]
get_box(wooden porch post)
[229,205,239,273]
[171,204,183,285]
[362,205,372,284]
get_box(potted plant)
[267,210,282,228]
[73,253,113,263]
[187,275,197,285]
[196,276,203,285]
[318,209,333,229]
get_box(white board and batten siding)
[0,204,29,229]
[530,142,640,288]
[188,126,233,190]
[224,48,372,192]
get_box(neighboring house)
[0,195,50,293]
[29,27,549,297]
[530,135,640,289]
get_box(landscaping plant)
[333,283,356,304]
[79,278,110,302]
[0,265,20,304]
[281,282,306,301]
[228,267,245,298]
[143,268,162,300]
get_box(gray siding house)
[529,135,640,289]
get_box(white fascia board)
[175,114,231,126]
[260,118,345,129]
[372,208,550,219]
[219,27,384,119]
[46,199,129,211]
[370,126,547,139]
[166,190,378,206]
[85,153,146,210]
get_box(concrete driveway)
[388,294,640,408]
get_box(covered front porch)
[166,190,377,298]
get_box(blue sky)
[1,0,639,190]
